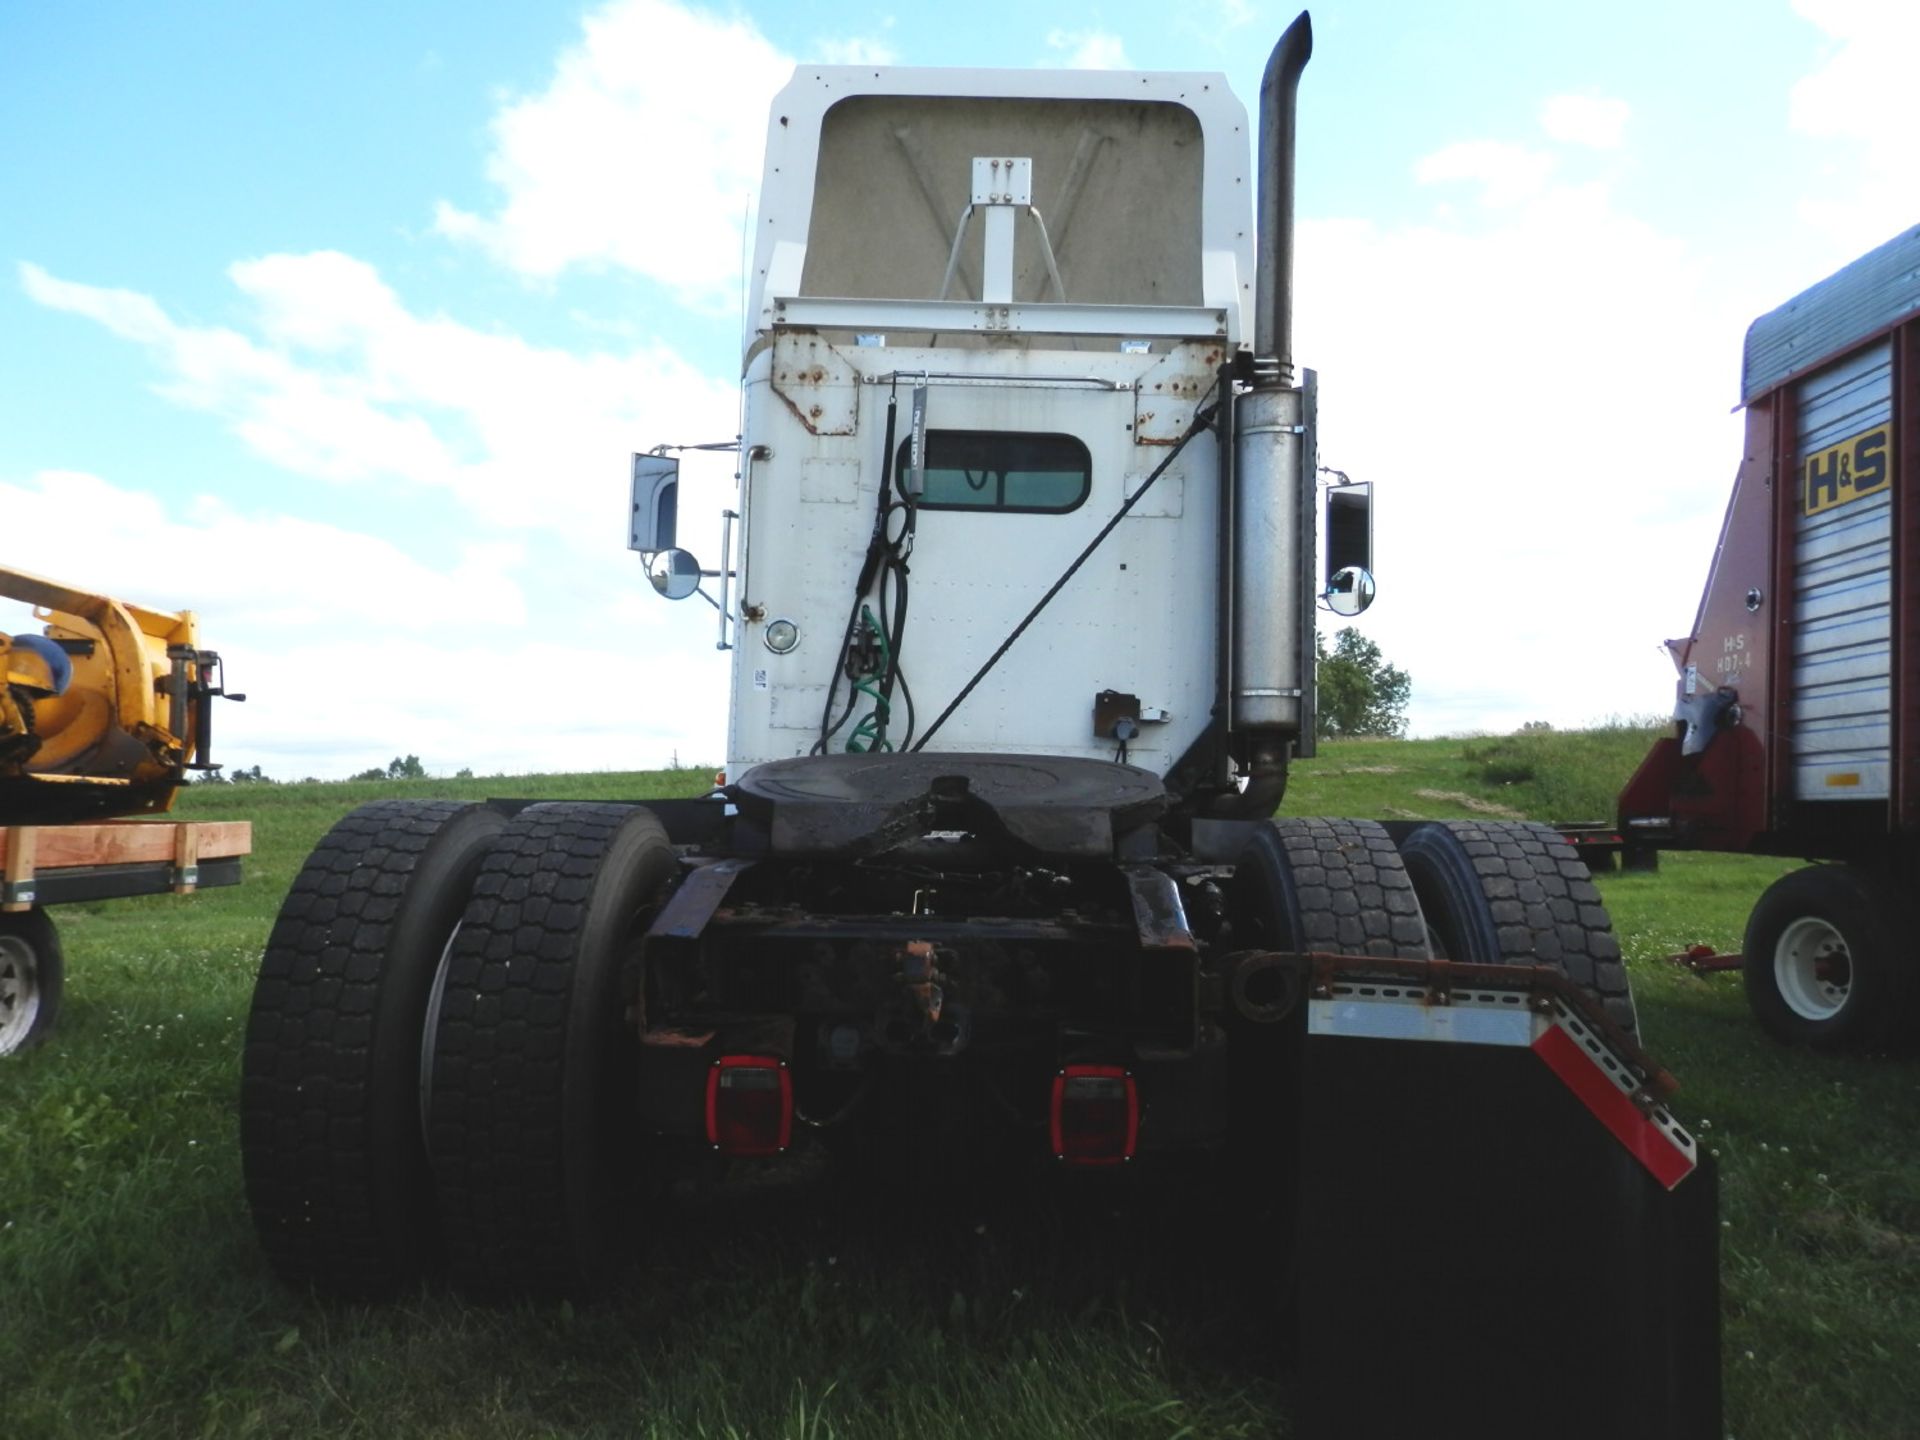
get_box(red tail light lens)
[705,1055,793,1156]
[1049,1064,1138,1166]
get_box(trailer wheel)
[0,909,63,1056]
[428,802,677,1296]
[1743,864,1909,1052]
[240,799,505,1296]
[1396,820,1637,1036]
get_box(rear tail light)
[1049,1064,1138,1166]
[705,1055,792,1156]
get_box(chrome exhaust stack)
[1253,11,1312,385]
[1231,12,1315,743]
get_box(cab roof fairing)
[742,64,1256,354]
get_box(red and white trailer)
[1621,224,1920,1049]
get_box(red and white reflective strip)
[1308,984,1699,1190]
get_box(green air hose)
[844,604,893,753]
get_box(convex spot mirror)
[1323,566,1376,617]
[647,548,703,600]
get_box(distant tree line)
[195,755,475,785]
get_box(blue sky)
[5,0,1915,776]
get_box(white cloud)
[1045,28,1132,70]
[1299,157,1743,737]
[20,254,740,545]
[6,470,527,631]
[432,0,794,305]
[1414,141,1557,209]
[1789,0,1920,246]
[16,250,746,773]
[1540,94,1630,150]
[812,34,899,66]
[3,470,729,777]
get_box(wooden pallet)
[1,819,252,910]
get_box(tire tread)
[1401,819,1634,1035]
[240,798,490,1294]
[1255,817,1430,958]
[429,802,666,1294]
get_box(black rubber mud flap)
[1294,1023,1720,1438]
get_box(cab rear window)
[896,431,1091,513]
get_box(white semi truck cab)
[632,44,1374,814]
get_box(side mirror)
[1325,481,1371,581]
[1323,565,1376,616]
[630,453,680,553]
[646,548,704,600]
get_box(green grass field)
[3,735,1916,1438]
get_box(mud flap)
[1294,999,1720,1438]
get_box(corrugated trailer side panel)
[1745,223,1920,851]
[1786,341,1894,802]
[1897,320,1920,830]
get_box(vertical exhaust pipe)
[1232,12,1314,743]
[1254,11,1313,382]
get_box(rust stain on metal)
[770,331,859,436]
[897,938,945,1023]
[1134,341,1226,443]
[640,1026,715,1049]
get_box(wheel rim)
[1774,916,1853,1021]
[419,922,462,1139]
[0,932,42,1054]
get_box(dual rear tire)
[241,799,676,1298]
[1230,816,1636,1032]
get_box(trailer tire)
[240,799,505,1296]
[428,802,677,1297]
[0,909,63,1056]
[1397,820,1637,1037]
[1743,864,1909,1052]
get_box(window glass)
[899,431,1091,513]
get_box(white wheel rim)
[1774,916,1853,1022]
[0,933,43,1055]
